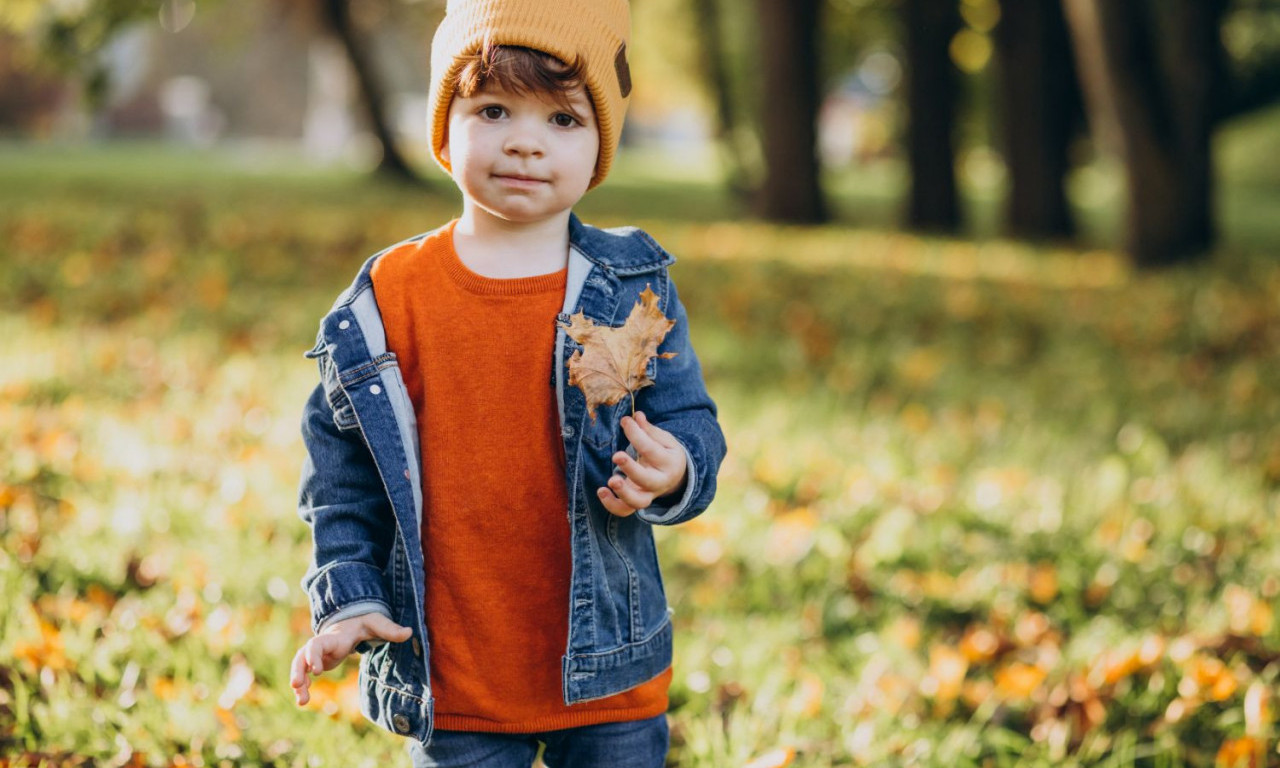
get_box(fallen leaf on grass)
[959,625,1002,663]
[1216,736,1264,768]
[307,669,364,723]
[214,706,241,743]
[994,661,1047,701]
[12,620,69,673]
[561,286,676,420]
[1181,654,1239,702]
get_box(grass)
[1,115,1279,767]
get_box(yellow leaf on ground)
[1216,736,1264,768]
[307,668,364,723]
[151,676,179,701]
[994,661,1047,701]
[214,706,241,743]
[959,625,1000,664]
[1182,654,1239,702]
[1029,562,1059,604]
[12,619,69,672]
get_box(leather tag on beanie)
[615,43,632,98]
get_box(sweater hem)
[432,700,668,734]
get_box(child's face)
[443,83,599,227]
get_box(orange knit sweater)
[370,221,671,732]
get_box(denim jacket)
[297,213,727,745]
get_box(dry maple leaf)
[561,285,677,421]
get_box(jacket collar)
[568,212,675,276]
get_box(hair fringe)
[454,41,591,113]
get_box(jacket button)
[392,714,411,733]
[562,425,575,438]
[412,638,422,657]
[339,320,351,330]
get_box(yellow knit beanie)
[428,0,632,189]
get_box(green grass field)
[1,120,1279,767]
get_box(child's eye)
[480,106,506,120]
[552,113,580,128]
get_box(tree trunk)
[755,0,826,223]
[319,0,420,184]
[993,0,1078,240]
[903,0,961,232]
[691,0,752,201]
[1062,0,1224,265]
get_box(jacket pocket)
[360,636,392,680]
[584,401,622,452]
[317,352,359,431]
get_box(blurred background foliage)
[5,0,1280,260]
[2,1,1280,767]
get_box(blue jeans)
[406,714,669,768]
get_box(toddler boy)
[289,1,725,765]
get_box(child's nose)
[503,123,544,157]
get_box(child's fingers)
[306,638,330,676]
[621,414,665,460]
[290,646,313,706]
[364,613,413,643]
[597,485,636,517]
[634,411,680,449]
[608,474,655,510]
[290,646,309,688]
[612,451,663,489]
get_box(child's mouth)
[494,174,548,187]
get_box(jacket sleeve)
[629,277,726,526]
[297,374,396,635]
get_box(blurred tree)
[0,0,163,108]
[7,0,430,183]
[755,0,827,222]
[316,0,420,183]
[1063,0,1224,265]
[903,0,961,232]
[993,0,1082,240]
[0,31,70,135]
[690,0,752,200]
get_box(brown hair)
[453,42,593,116]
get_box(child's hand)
[289,613,411,706]
[598,411,688,517]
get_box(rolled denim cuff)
[315,600,394,636]
[635,440,698,525]
[304,560,392,635]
